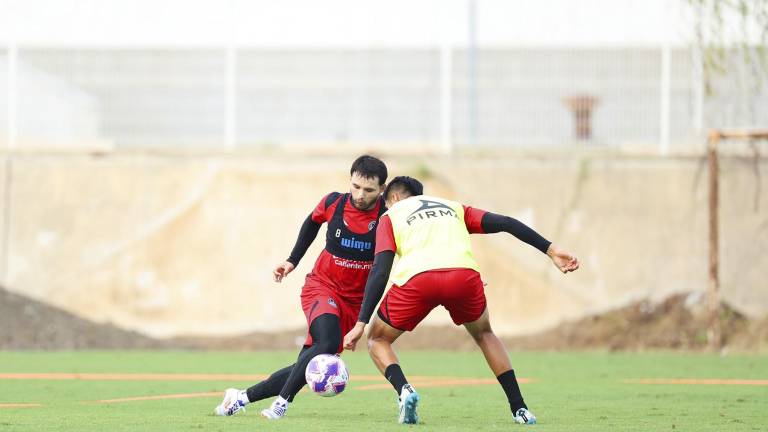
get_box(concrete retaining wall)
[1,152,765,337]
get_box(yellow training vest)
[384,195,480,286]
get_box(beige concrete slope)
[1,153,766,338]
[4,155,351,337]
[434,155,768,327]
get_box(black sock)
[278,314,341,401]
[497,369,527,413]
[385,363,408,395]
[245,364,295,403]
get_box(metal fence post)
[659,43,671,155]
[1,44,18,284]
[440,43,453,155]
[706,129,721,350]
[467,0,478,147]
[224,45,237,151]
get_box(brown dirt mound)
[0,285,307,350]
[503,293,767,351]
[2,286,766,351]
[0,286,176,350]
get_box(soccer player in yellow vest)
[343,176,579,425]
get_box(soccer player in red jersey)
[214,155,388,419]
[344,176,579,425]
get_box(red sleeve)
[310,193,337,224]
[463,205,488,234]
[374,215,397,254]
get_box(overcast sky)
[0,0,702,47]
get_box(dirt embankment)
[505,294,768,351]
[0,286,303,350]
[0,287,175,350]
[2,286,766,351]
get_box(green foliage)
[687,0,768,95]
[414,162,434,181]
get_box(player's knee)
[366,329,387,351]
[365,335,377,352]
[467,322,494,343]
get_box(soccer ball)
[305,354,349,397]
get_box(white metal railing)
[2,45,766,153]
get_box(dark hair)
[384,176,423,201]
[350,155,387,185]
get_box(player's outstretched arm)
[474,209,579,273]
[273,214,322,282]
[344,250,395,351]
[479,211,551,253]
[546,244,580,273]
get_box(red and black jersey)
[304,192,386,304]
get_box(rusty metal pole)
[707,130,721,350]
[703,129,768,351]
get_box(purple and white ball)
[305,354,349,397]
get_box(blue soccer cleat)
[398,384,420,424]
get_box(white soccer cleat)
[214,388,246,416]
[397,384,420,424]
[513,407,537,425]
[260,397,288,420]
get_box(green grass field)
[1,350,766,431]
